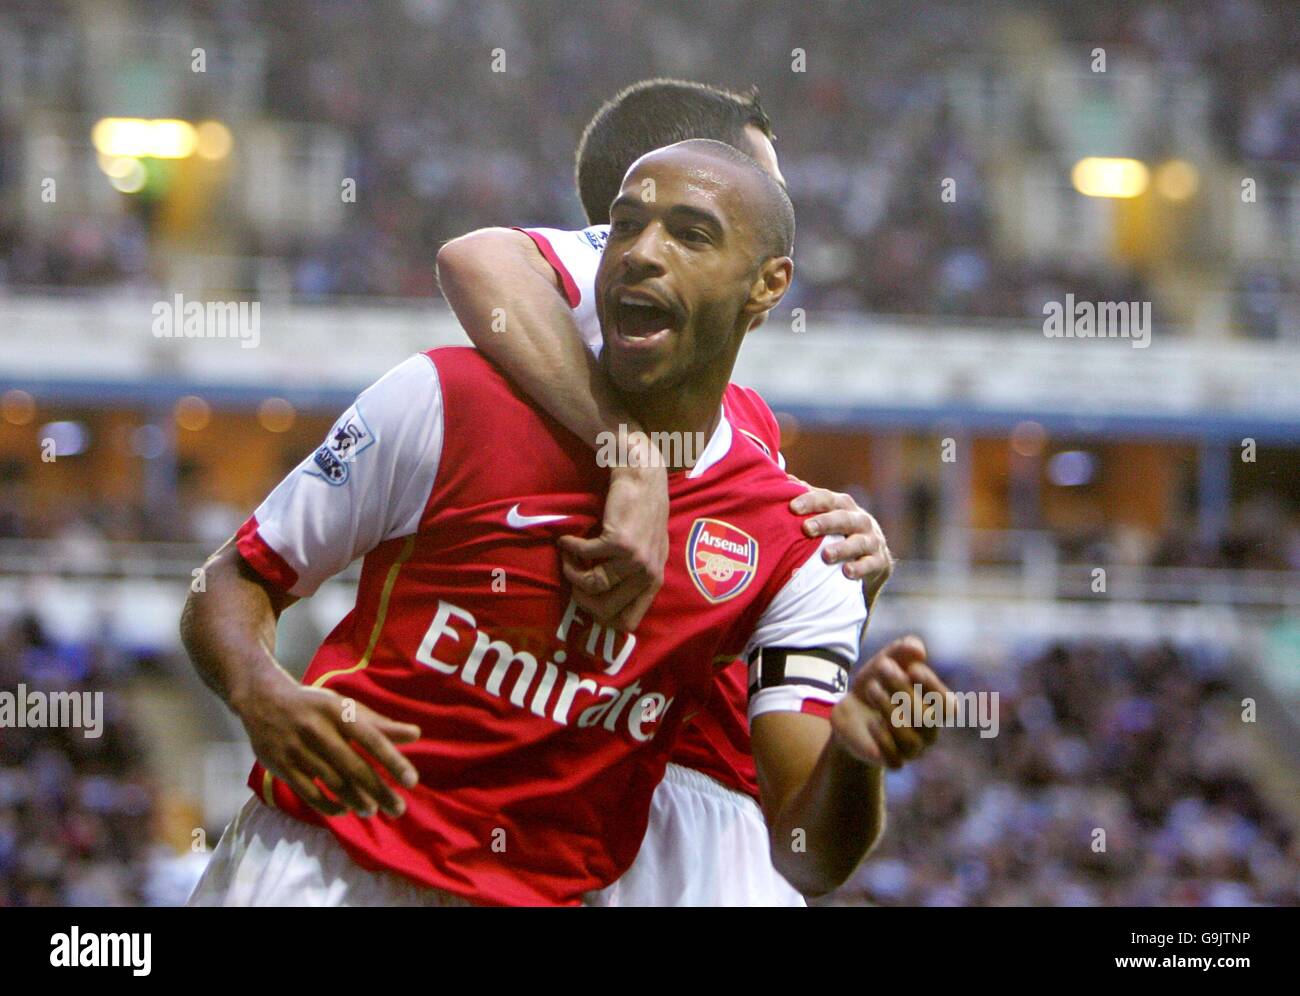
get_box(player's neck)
[625,392,723,471]
[620,355,735,471]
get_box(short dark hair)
[662,139,794,260]
[575,78,774,224]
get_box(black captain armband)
[747,646,852,699]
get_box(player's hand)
[831,636,951,769]
[558,462,668,631]
[237,673,421,819]
[790,487,893,602]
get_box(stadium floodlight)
[91,118,198,159]
[1071,157,1149,199]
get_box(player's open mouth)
[612,291,679,348]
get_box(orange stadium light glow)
[1154,159,1199,201]
[195,120,234,160]
[258,398,296,433]
[1071,157,1149,199]
[1,389,36,426]
[174,395,212,432]
[1010,420,1047,458]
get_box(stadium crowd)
[853,640,1300,906]
[1,0,1297,332]
[0,613,178,906]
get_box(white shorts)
[589,763,806,907]
[187,796,474,907]
[189,764,805,907]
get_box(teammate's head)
[595,139,794,401]
[575,79,784,224]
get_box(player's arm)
[436,227,665,630]
[183,541,420,819]
[752,637,946,897]
[745,543,947,896]
[181,542,419,820]
[180,356,441,819]
[437,228,633,457]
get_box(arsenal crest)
[686,518,759,604]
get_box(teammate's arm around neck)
[436,227,667,630]
[438,227,638,456]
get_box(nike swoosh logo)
[506,504,572,529]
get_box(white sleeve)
[744,536,867,721]
[237,354,443,597]
[516,225,608,354]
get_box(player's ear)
[742,257,792,324]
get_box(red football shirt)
[517,225,797,800]
[238,347,865,905]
